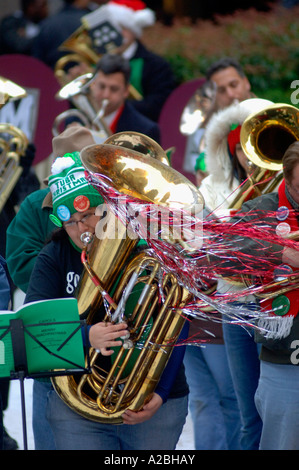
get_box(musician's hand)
[89,321,129,356]
[121,393,163,425]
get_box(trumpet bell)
[241,103,299,171]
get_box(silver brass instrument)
[228,103,299,210]
[180,80,217,136]
[53,73,112,139]
[52,135,203,423]
[0,78,28,212]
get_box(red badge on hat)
[73,195,90,212]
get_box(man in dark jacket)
[88,53,161,142]
[76,0,176,121]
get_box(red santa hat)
[110,0,148,10]
[105,1,155,37]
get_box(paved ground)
[4,379,194,450]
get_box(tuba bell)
[104,131,171,166]
[52,137,203,423]
[228,103,299,210]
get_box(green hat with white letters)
[48,151,103,227]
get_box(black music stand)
[5,318,90,450]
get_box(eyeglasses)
[64,212,97,228]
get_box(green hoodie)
[6,188,56,293]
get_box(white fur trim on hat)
[82,2,155,38]
[204,98,273,180]
[51,156,76,175]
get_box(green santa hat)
[48,151,103,227]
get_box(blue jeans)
[33,380,56,450]
[46,389,188,450]
[255,361,299,450]
[222,321,262,450]
[184,344,241,450]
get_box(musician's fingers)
[89,321,130,350]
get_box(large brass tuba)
[0,77,29,212]
[228,103,299,210]
[52,137,203,423]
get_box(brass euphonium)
[54,26,99,86]
[0,77,28,212]
[228,103,299,210]
[54,25,142,100]
[52,136,203,423]
[180,80,217,136]
[52,73,112,140]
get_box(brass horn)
[0,124,29,212]
[55,25,142,100]
[53,72,112,139]
[0,76,27,108]
[180,80,217,136]
[104,131,170,166]
[0,78,28,212]
[228,103,299,210]
[54,26,99,86]
[52,141,203,423]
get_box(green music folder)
[0,298,85,378]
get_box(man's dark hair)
[95,54,131,85]
[206,57,246,80]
